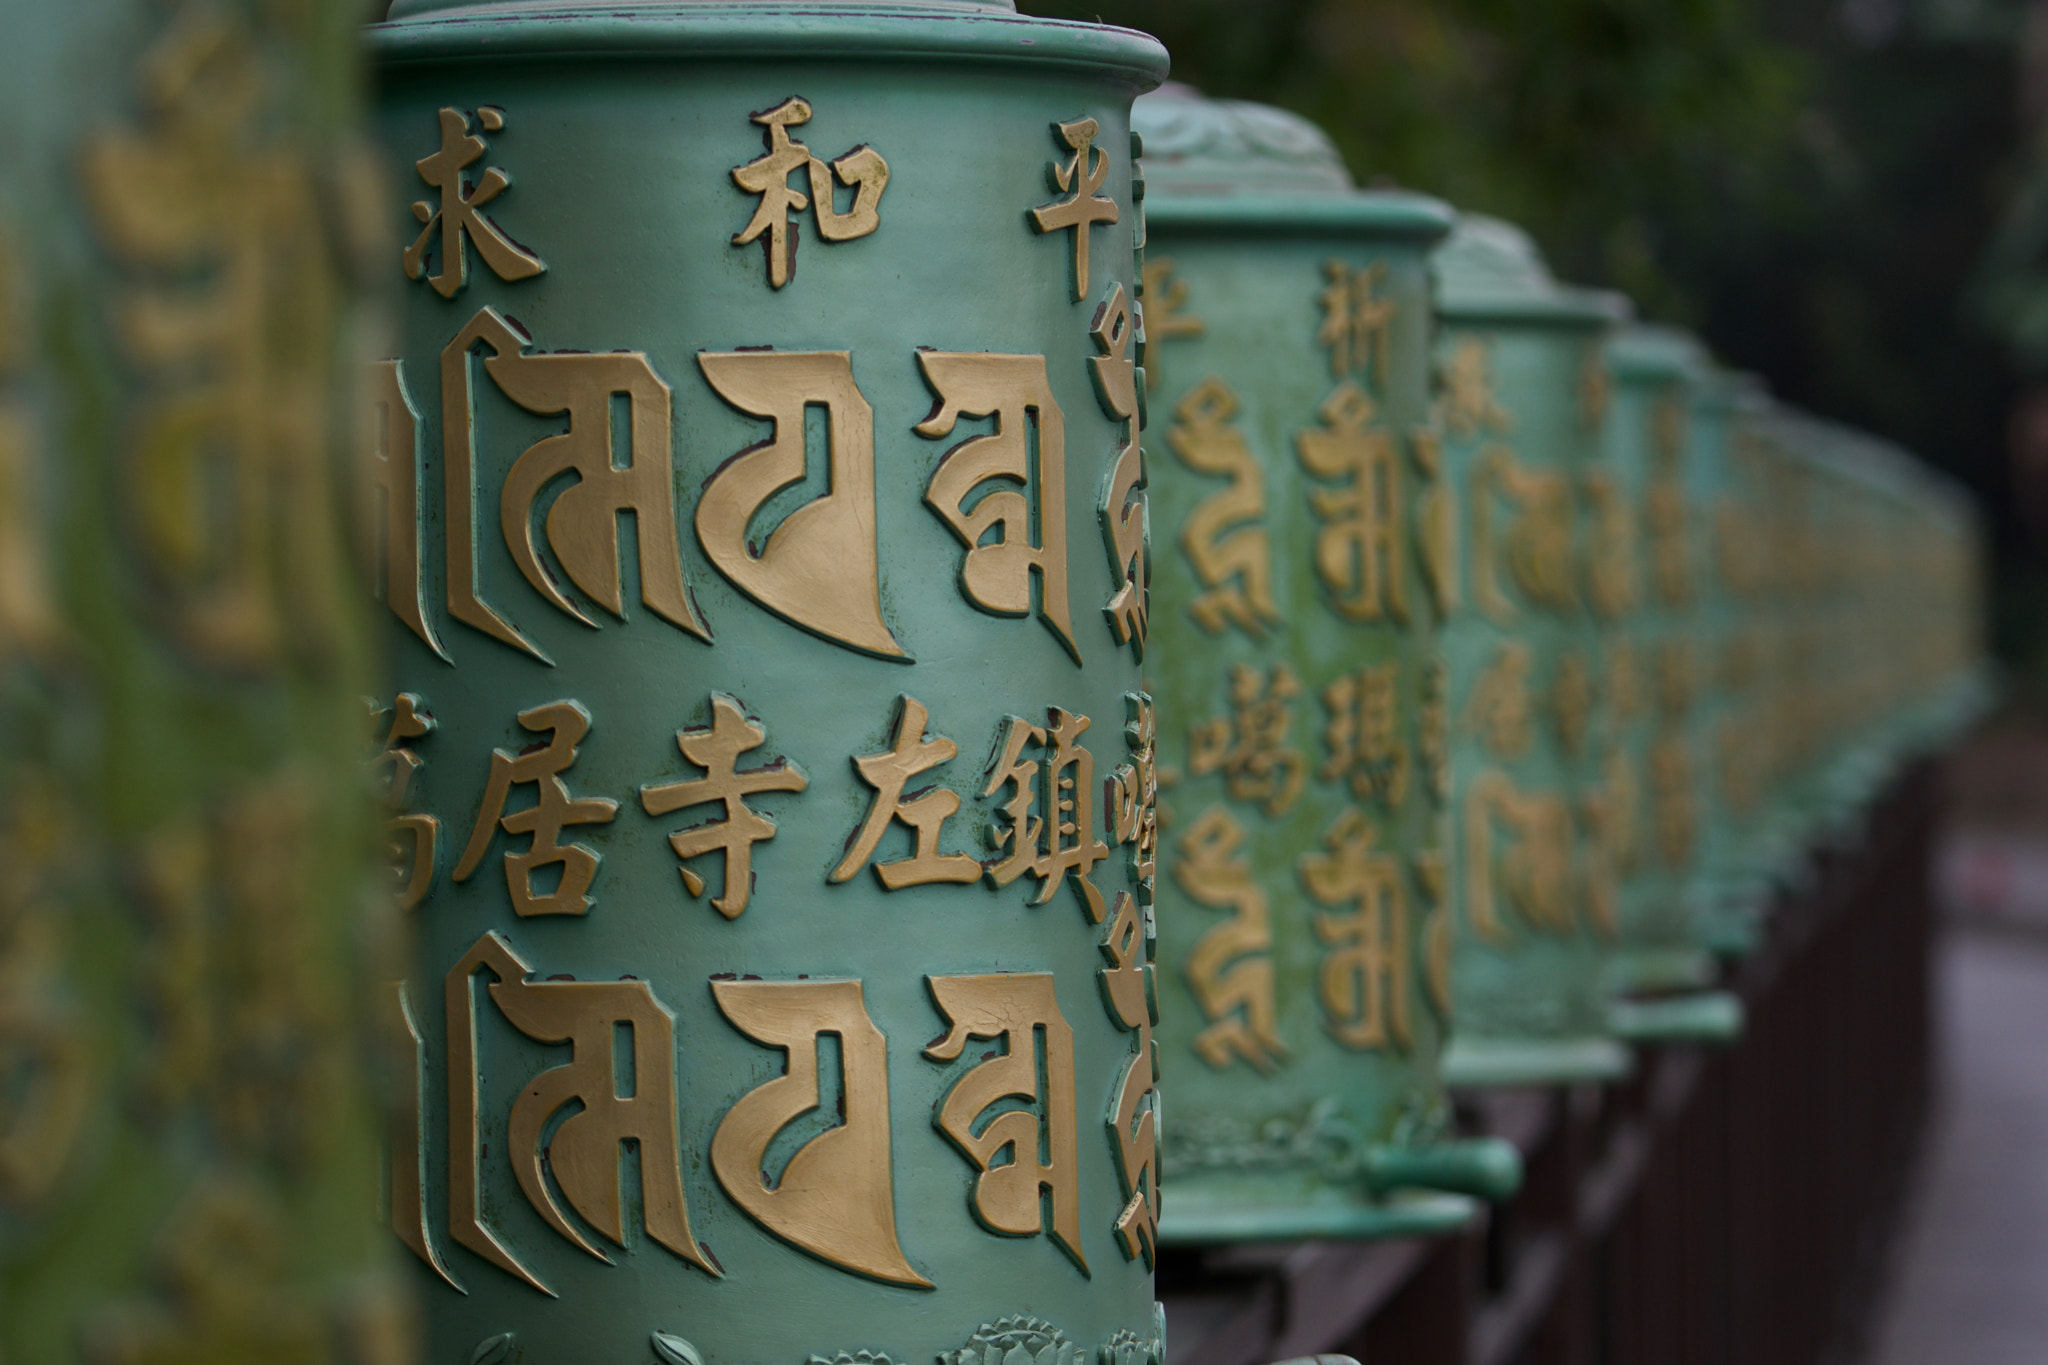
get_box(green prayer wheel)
[367,4,1170,1363]
[1,2,400,1359]
[1134,88,1517,1245]
[1430,217,1635,1089]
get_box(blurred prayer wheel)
[366,4,1171,1363]
[1135,87,1517,1244]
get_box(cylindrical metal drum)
[367,5,1170,1363]
[1133,88,1516,1244]
[1430,217,1635,1088]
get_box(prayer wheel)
[367,4,1170,1363]
[1135,87,1517,1244]
[0,2,400,1359]
[1431,217,1635,1088]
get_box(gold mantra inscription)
[1471,446,1574,619]
[926,973,1086,1271]
[1412,426,1460,616]
[405,106,544,298]
[1189,663,1306,818]
[1031,117,1120,302]
[1109,692,1160,907]
[1097,888,1159,1267]
[1582,469,1639,621]
[453,700,618,918]
[1167,378,1280,638]
[731,98,889,289]
[711,979,929,1287]
[1175,806,1287,1074]
[373,693,440,912]
[1320,664,1408,808]
[1463,770,1573,942]
[1318,260,1395,387]
[1440,337,1513,440]
[833,694,980,889]
[1296,384,1407,622]
[1467,643,1535,761]
[640,694,808,918]
[985,708,1109,907]
[1301,809,1412,1052]
[1092,282,1149,658]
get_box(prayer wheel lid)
[1133,84,1453,239]
[1433,213,1631,327]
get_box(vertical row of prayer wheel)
[0,6,1995,1364]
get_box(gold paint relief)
[440,306,706,664]
[453,700,619,918]
[731,97,889,290]
[372,693,440,912]
[1030,117,1120,302]
[386,982,457,1290]
[366,358,446,660]
[1091,282,1149,658]
[1108,692,1160,907]
[1411,426,1460,616]
[1582,469,1639,621]
[1549,650,1595,757]
[1097,888,1159,1268]
[444,932,715,1294]
[404,106,545,298]
[1317,261,1395,387]
[1471,447,1574,619]
[697,349,906,659]
[1300,809,1412,1053]
[1188,663,1306,818]
[0,229,57,667]
[1419,661,1451,804]
[918,351,1078,661]
[1174,806,1287,1074]
[1296,384,1407,622]
[1319,663,1409,808]
[833,694,979,890]
[984,708,1109,910]
[1466,643,1534,761]
[1650,730,1696,868]
[1139,256,1205,394]
[640,693,808,919]
[1166,378,1281,638]
[1438,337,1513,440]
[1463,771,1573,942]
[711,978,929,1287]
[925,973,1086,1272]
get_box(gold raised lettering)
[404,106,545,298]
[1300,809,1412,1052]
[1030,117,1120,302]
[1165,378,1279,638]
[731,98,889,289]
[1174,806,1287,1074]
[640,694,808,919]
[833,695,980,889]
[453,700,618,918]
[1296,383,1406,622]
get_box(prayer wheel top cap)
[1133,84,1453,238]
[1608,322,1707,383]
[1433,212,1631,327]
[372,0,1169,84]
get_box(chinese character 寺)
[730,97,889,289]
[1320,663,1409,808]
[1318,260,1395,385]
[984,708,1109,908]
[1175,806,1288,1073]
[405,107,546,299]
[1030,116,1120,302]
[1188,663,1306,818]
[832,694,981,890]
[453,701,618,918]
[372,693,439,912]
[1296,383,1407,622]
[640,694,808,919]
[1301,809,1413,1052]
[1167,378,1281,638]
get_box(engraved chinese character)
[1140,257,1205,395]
[984,708,1109,908]
[444,933,715,1294]
[1097,888,1159,1268]
[441,307,707,662]
[372,693,440,912]
[1301,809,1412,1052]
[926,972,1085,1271]
[453,700,618,917]
[1466,643,1535,761]
[1091,282,1150,658]
[1030,117,1120,302]
[1463,771,1574,942]
[1317,260,1395,386]
[711,979,929,1286]
[640,693,808,919]
[1174,806,1286,1073]
[1296,383,1407,622]
[404,107,545,298]
[1188,663,1305,818]
[697,349,905,658]
[1108,692,1159,906]
[1439,337,1512,439]
[1166,377,1280,637]
[833,694,980,890]
[731,97,890,289]
[1320,663,1409,807]
[918,352,1078,660]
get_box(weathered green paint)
[1431,217,1633,1089]
[1135,88,1515,1245]
[369,5,1170,1363]
[0,2,398,1361]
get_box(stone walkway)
[1865,926,2048,1364]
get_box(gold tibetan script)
[1167,378,1280,638]
[711,979,929,1287]
[1463,771,1573,942]
[1097,888,1159,1268]
[640,694,808,919]
[439,307,706,663]
[926,973,1086,1271]
[405,106,545,298]
[1301,809,1413,1052]
[697,350,906,658]
[984,708,1110,908]
[367,359,445,659]
[1582,469,1639,621]
[453,700,618,918]
[1091,282,1149,657]
[1318,260,1395,386]
[731,97,889,289]
[1471,446,1574,619]
[1109,692,1160,906]
[833,694,980,889]
[1175,807,1287,1074]
[444,932,715,1295]
[1189,663,1306,819]
[387,983,457,1290]
[1296,383,1407,623]
[1650,730,1696,867]
[919,351,1078,661]
[1412,426,1460,615]
[1030,117,1120,302]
